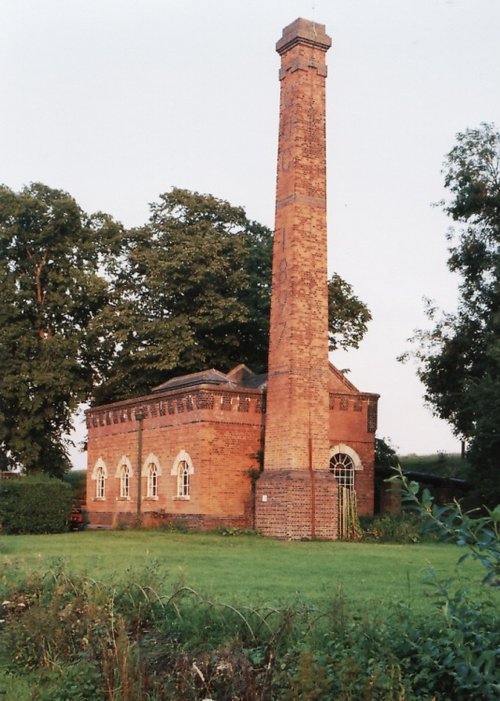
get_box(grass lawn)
[0,530,483,612]
[0,531,494,701]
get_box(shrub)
[389,466,500,585]
[63,469,86,502]
[360,512,429,543]
[214,526,260,537]
[0,474,72,534]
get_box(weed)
[360,512,430,543]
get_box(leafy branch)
[388,466,500,586]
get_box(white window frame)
[96,467,106,498]
[329,444,363,492]
[141,453,162,500]
[91,458,108,500]
[329,452,355,490]
[120,464,130,498]
[329,444,363,470]
[177,460,190,497]
[147,463,158,498]
[115,456,133,500]
[171,450,194,500]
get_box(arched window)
[171,450,194,499]
[120,464,130,498]
[329,452,355,490]
[92,458,108,499]
[147,463,158,498]
[96,466,106,498]
[177,460,190,497]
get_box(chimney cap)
[276,17,332,55]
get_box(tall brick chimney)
[255,19,338,539]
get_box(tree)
[328,273,371,351]
[0,183,120,475]
[96,188,371,403]
[402,124,500,507]
[0,184,369,472]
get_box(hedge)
[0,475,72,534]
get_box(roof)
[151,369,233,393]
[151,364,268,393]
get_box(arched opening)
[147,463,158,498]
[96,466,106,499]
[92,458,108,500]
[329,452,355,491]
[171,450,194,499]
[177,460,190,497]
[120,464,130,498]
[329,449,361,540]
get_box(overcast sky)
[1,0,499,467]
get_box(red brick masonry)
[85,19,379,539]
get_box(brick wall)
[84,18,380,538]
[86,386,264,528]
[329,393,378,516]
[264,19,332,475]
[255,469,338,539]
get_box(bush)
[0,474,72,534]
[360,512,429,543]
[63,469,86,502]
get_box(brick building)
[86,18,379,538]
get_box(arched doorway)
[330,448,361,539]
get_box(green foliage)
[96,188,371,403]
[400,452,470,479]
[0,531,482,613]
[214,526,260,537]
[384,468,500,699]
[328,272,372,351]
[400,123,500,507]
[360,512,427,543]
[0,183,371,457]
[63,469,86,501]
[36,659,104,701]
[0,182,121,475]
[95,188,273,403]
[0,475,72,534]
[375,437,399,468]
[1,563,498,700]
[158,519,190,534]
[391,466,500,586]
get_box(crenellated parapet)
[86,386,266,429]
[328,392,379,434]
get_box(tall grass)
[0,561,497,700]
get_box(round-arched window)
[329,453,355,490]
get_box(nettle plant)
[389,466,500,585]
[387,468,500,699]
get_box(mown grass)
[0,530,483,612]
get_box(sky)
[1,0,499,467]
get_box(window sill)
[93,497,106,502]
[116,496,130,501]
[144,496,159,501]
[172,496,190,501]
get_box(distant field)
[399,452,470,479]
[0,530,482,613]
